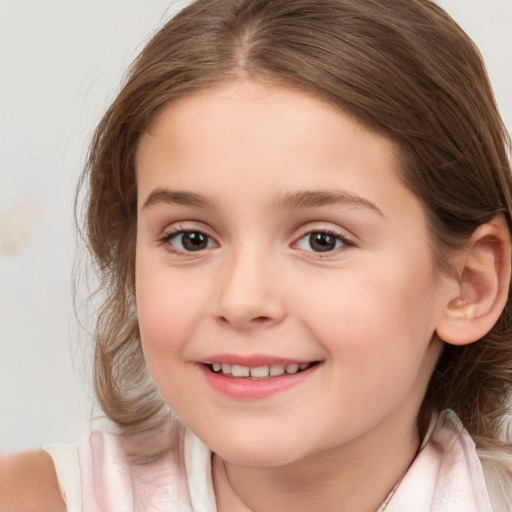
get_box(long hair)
[78,0,512,461]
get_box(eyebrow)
[141,188,212,210]
[274,190,384,216]
[141,187,383,216]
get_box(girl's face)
[135,81,454,467]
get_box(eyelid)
[293,223,356,244]
[155,221,356,257]
[291,224,356,255]
[158,220,215,240]
[158,223,219,255]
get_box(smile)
[200,359,321,399]
[208,362,314,379]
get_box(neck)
[212,419,420,512]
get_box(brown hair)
[78,0,512,452]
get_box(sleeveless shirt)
[44,410,500,512]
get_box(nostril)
[218,315,272,326]
[254,316,271,323]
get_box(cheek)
[296,256,439,369]
[135,269,201,407]
[299,269,441,429]
[135,259,203,360]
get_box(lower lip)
[199,364,319,399]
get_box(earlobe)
[436,215,511,346]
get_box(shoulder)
[0,450,66,512]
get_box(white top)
[44,410,503,512]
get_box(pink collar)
[383,410,493,511]
[185,410,494,512]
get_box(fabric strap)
[43,443,83,512]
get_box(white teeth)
[249,365,269,377]
[269,364,286,376]
[231,365,250,377]
[211,362,314,377]
[285,364,299,374]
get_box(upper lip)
[200,354,318,367]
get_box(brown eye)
[166,230,214,252]
[296,231,347,253]
[182,232,208,251]
[309,233,337,252]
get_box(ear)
[436,215,511,346]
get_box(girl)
[2,0,512,510]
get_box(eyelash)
[294,228,354,256]
[159,227,355,258]
[158,220,356,258]
[158,228,216,255]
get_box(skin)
[135,80,459,512]
[2,80,509,510]
[0,451,65,512]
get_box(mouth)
[199,357,322,399]
[204,361,321,380]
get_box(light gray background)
[1,0,511,453]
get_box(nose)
[213,250,287,329]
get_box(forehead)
[135,80,422,223]
[147,80,373,145]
